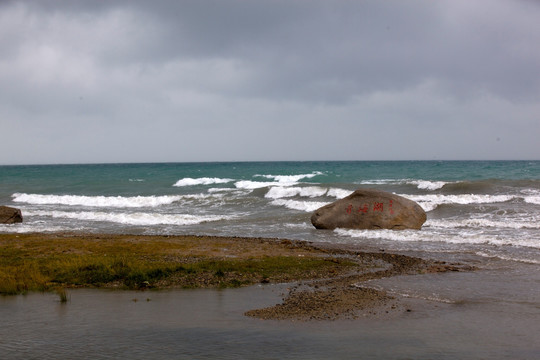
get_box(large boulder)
[311,189,426,230]
[0,206,23,224]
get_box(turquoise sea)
[1,160,539,263]
[1,161,539,359]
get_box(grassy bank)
[0,233,356,295]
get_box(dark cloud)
[1,0,539,164]
[110,0,540,102]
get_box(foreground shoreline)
[0,232,472,320]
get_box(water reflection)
[1,275,539,359]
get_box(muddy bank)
[246,244,473,320]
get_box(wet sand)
[244,242,472,320]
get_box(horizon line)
[1,159,539,167]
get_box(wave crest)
[269,199,329,212]
[426,218,540,230]
[173,177,233,187]
[24,210,233,226]
[405,194,516,212]
[359,179,449,190]
[254,171,323,184]
[334,228,540,249]
[265,186,328,199]
[12,193,183,208]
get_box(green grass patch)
[0,234,356,295]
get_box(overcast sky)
[1,0,539,164]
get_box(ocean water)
[1,161,539,264]
[1,161,540,359]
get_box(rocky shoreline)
[246,244,472,320]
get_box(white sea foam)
[327,188,354,199]
[254,171,323,184]
[524,196,540,205]
[262,186,352,200]
[358,179,396,185]
[360,179,449,190]
[233,171,324,190]
[334,228,540,249]
[208,187,237,193]
[408,180,448,190]
[404,194,516,212]
[12,193,184,208]
[234,180,281,190]
[24,210,233,226]
[520,188,540,195]
[173,177,234,187]
[474,251,540,265]
[284,222,313,229]
[519,189,540,204]
[261,186,525,213]
[270,199,329,212]
[265,186,328,199]
[362,286,458,304]
[426,218,540,230]
[0,223,78,233]
[180,193,226,200]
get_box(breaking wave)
[426,218,540,230]
[359,179,450,190]
[254,171,324,184]
[234,180,281,190]
[234,171,325,190]
[264,186,352,200]
[269,199,329,212]
[408,180,448,190]
[524,196,540,205]
[405,194,516,212]
[173,177,234,187]
[12,193,184,208]
[474,251,540,265]
[334,228,540,249]
[0,223,79,233]
[327,188,354,199]
[24,210,234,226]
[265,186,328,199]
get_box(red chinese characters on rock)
[373,202,384,212]
[345,201,395,215]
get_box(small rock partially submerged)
[0,206,23,224]
[311,188,426,230]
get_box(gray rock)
[0,206,23,224]
[311,189,426,230]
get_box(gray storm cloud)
[1,0,539,164]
